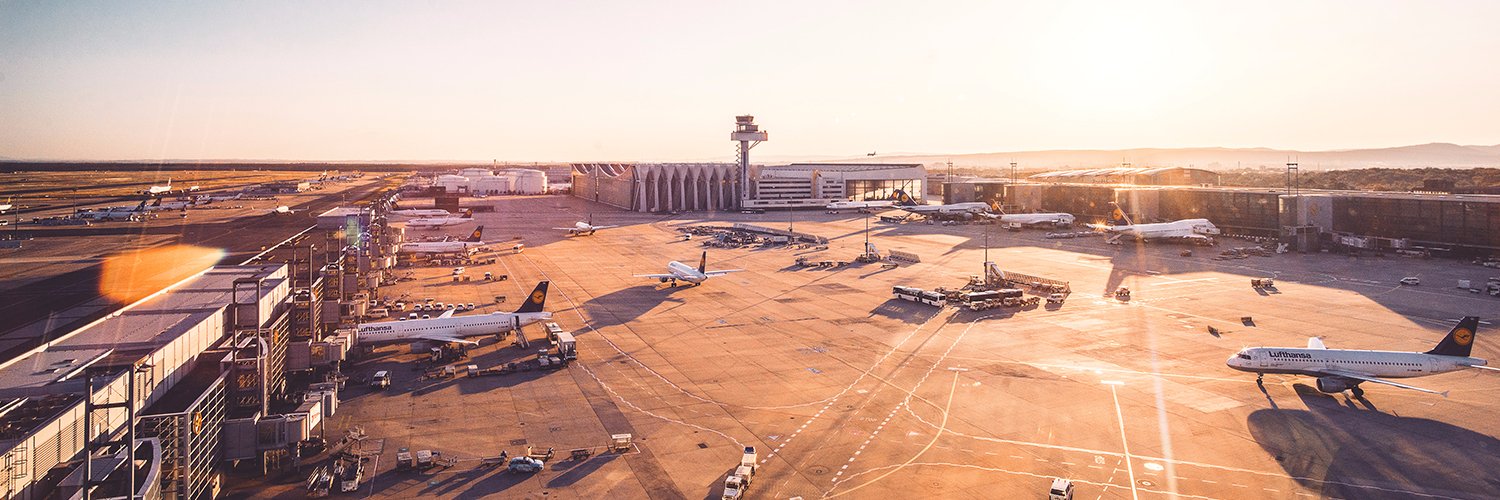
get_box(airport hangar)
[944,166,1500,255]
[569,162,926,212]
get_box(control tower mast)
[731,115,768,207]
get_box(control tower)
[731,115,768,206]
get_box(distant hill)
[807,143,1500,171]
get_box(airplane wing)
[1320,368,1448,397]
[591,225,619,230]
[417,335,478,345]
[553,228,578,231]
[703,269,744,276]
[634,273,676,279]
[438,309,456,319]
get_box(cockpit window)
[1237,353,1252,360]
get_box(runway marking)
[1106,382,1140,500]
[824,372,960,498]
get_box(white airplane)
[407,209,474,229]
[198,192,243,203]
[390,207,452,218]
[356,282,552,345]
[270,205,296,215]
[142,198,196,211]
[1227,317,1497,397]
[634,251,743,286]
[1089,202,1219,245]
[399,226,488,255]
[889,190,991,218]
[555,216,617,236]
[825,192,902,212]
[0,197,12,213]
[143,179,173,196]
[76,201,148,221]
[984,206,1077,228]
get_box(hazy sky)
[2,1,1498,162]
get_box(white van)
[371,371,391,389]
[1049,478,1074,500]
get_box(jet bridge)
[984,261,1070,293]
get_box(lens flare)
[99,245,224,304]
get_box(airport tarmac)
[234,195,1500,500]
[0,173,395,359]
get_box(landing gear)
[1256,373,1264,385]
[1350,386,1365,398]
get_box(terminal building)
[570,162,926,212]
[432,168,550,195]
[943,179,1500,254]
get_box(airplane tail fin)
[988,200,1003,213]
[462,209,473,218]
[698,251,707,274]
[465,226,484,242]
[514,281,550,313]
[1107,202,1133,226]
[150,198,162,207]
[892,190,918,206]
[1426,316,1479,357]
[134,200,147,211]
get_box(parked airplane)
[399,226,487,255]
[355,281,552,345]
[634,251,742,286]
[825,191,904,212]
[982,203,1077,228]
[142,179,173,196]
[889,190,992,218]
[1226,316,1498,397]
[389,208,452,218]
[198,192,243,203]
[1089,202,1219,244]
[555,216,617,236]
[407,209,475,229]
[270,206,296,215]
[142,198,196,211]
[76,201,148,221]
[0,198,12,214]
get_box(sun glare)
[99,244,225,304]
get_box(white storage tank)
[435,174,470,193]
[512,169,548,194]
[474,174,511,195]
[458,167,492,178]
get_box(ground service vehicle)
[370,371,391,389]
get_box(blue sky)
[2,1,1498,161]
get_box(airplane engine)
[659,277,670,283]
[1315,376,1358,394]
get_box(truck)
[1048,478,1075,500]
[722,447,758,499]
[335,456,365,493]
[556,331,577,360]
[1251,278,1275,288]
[370,371,391,390]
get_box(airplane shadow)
[579,284,691,329]
[1247,384,1500,499]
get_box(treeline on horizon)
[1217,167,1500,192]
[0,161,559,173]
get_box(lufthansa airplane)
[355,281,552,345]
[1089,202,1220,245]
[635,251,742,286]
[1227,317,1496,397]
